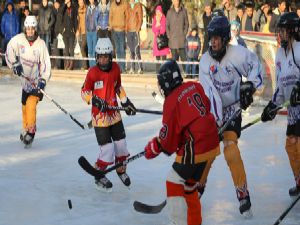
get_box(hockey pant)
[22,95,39,134]
[285,136,300,186]
[166,168,202,225]
[223,131,249,200]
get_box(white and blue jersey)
[199,44,263,125]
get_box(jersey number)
[187,93,206,116]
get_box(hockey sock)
[223,131,247,189]
[25,96,39,133]
[285,137,300,181]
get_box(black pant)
[94,121,126,146]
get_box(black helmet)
[157,60,183,97]
[276,12,300,48]
[207,16,231,61]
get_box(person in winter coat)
[38,0,55,53]
[166,0,188,64]
[1,0,19,57]
[185,27,201,78]
[61,0,78,70]
[151,4,170,72]
[86,0,98,68]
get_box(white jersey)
[273,40,300,125]
[5,33,51,93]
[199,44,263,125]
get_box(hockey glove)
[290,81,300,107]
[12,61,23,76]
[261,101,278,122]
[121,98,136,116]
[92,96,108,112]
[144,137,162,159]
[240,81,256,110]
[37,78,46,90]
[31,79,47,101]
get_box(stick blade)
[78,156,103,178]
[133,200,166,214]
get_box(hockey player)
[5,15,51,148]
[144,60,220,225]
[261,12,300,197]
[199,16,263,217]
[81,38,137,191]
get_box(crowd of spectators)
[0,0,300,75]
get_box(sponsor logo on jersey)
[276,61,281,72]
[20,45,25,54]
[210,65,217,75]
[94,81,104,89]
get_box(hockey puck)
[68,199,72,209]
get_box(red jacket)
[159,82,220,164]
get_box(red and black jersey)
[81,62,127,127]
[159,81,220,164]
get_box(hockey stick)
[133,109,242,214]
[107,105,162,115]
[20,74,91,130]
[273,194,300,225]
[78,151,145,179]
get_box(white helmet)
[24,15,38,28]
[95,38,114,71]
[95,38,114,55]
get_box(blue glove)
[37,78,46,90]
[12,62,23,76]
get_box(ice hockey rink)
[0,75,299,225]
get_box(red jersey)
[81,62,127,127]
[159,82,220,164]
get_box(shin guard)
[223,131,247,189]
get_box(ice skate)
[95,175,113,192]
[289,185,300,197]
[20,130,26,142]
[239,196,253,219]
[23,133,34,149]
[116,165,131,187]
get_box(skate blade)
[95,185,112,193]
[242,209,253,219]
[24,143,32,149]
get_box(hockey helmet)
[95,38,114,71]
[276,12,300,48]
[157,60,183,97]
[24,16,38,42]
[207,16,231,61]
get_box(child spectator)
[185,26,201,78]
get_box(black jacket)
[38,4,55,34]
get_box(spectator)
[125,0,143,74]
[109,0,127,73]
[222,0,237,22]
[229,20,247,47]
[201,0,212,55]
[185,26,200,78]
[151,4,170,72]
[18,0,26,31]
[20,6,31,32]
[295,2,300,17]
[38,0,55,53]
[76,0,87,70]
[269,0,286,33]
[85,0,98,68]
[235,3,244,24]
[0,1,5,65]
[1,0,19,66]
[261,8,273,33]
[166,0,189,65]
[254,0,270,32]
[62,0,78,70]
[52,0,63,69]
[241,1,257,31]
[96,0,111,38]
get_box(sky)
[0,75,299,225]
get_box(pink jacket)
[152,5,170,57]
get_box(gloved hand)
[91,96,108,112]
[12,61,23,76]
[240,81,256,110]
[261,101,278,122]
[144,137,161,159]
[290,81,300,107]
[37,78,46,90]
[121,98,136,116]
